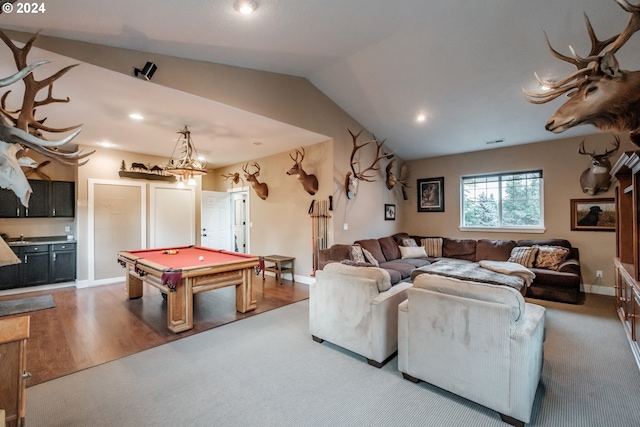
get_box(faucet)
[20,233,24,242]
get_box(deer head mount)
[578,136,620,195]
[385,157,410,200]
[242,162,268,200]
[0,30,93,207]
[286,147,318,195]
[221,171,244,189]
[345,129,387,199]
[524,0,640,145]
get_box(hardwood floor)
[0,275,308,387]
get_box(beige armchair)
[398,273,545,426]
[310,262,412,367]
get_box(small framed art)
[385,204,396,220]
[417,177,444,212]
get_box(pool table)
[117,246,260,333]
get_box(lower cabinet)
[0,243,76,290]
[614,258,640,365]
[0,315,30,427]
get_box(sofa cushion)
[475,239,516,262]
[399,246,427,259]
[355,239,387,264]
[379,236,402,261]
[534,245,570,270]
[508,246,539,268]
[442,238,477,261]
[413,272,526,322]
[328,244,353,263]
[421,237,443,257]
[323,262,392,292]
[379,260,416,279]
[517,238,572,250]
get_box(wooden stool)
[262,255,295,284]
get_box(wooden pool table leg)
[166,279,193,333]
[236,268,258,313]
[126,271,144,299]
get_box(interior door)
[150,184,195,248]
[201,191,232,250]
[233,192,248,253]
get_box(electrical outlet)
[343,223,349,231]
[65,226,71,233]
[596,270,603,278]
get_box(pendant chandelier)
[165,125,207,187]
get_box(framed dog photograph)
[570,198,615,231]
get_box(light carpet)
[26,294,640,426]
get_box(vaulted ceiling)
[1,0,639,167]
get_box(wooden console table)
[262,255,295,284]
[0,315,30,427]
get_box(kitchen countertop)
[5,236,77,247]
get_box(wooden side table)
[262,255,295,284]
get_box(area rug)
[0,295,55,317]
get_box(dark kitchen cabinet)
[0,246,20,290]
[0,180,74,218]
[21,244,50,287]
[0,242,76,290]
[50,243,76,283]
[51,181,75,217]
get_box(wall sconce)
[133,61,157,80]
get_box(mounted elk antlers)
[524,0,640,145]
[221,171,244,188]
[578,136,620,195]
[0,30,93,207]
[385,157,410,200]
[345,129,387,199]
[286,147,318,195]
[243,162,269,200]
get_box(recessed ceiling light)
[416,114,426,122]
[234,0,258,14]
[129,113,144,120]
[99,141,114,148]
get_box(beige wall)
[403,133,637,293]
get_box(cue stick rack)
[309,198,331,276]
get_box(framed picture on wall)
[570,198,616,231]
[417,177,444,212]
[385,204,396,220]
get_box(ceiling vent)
[485,138,504,145]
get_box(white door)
[232,192,248,253]
[201,191,232,250]
[150,184,196,248]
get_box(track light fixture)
[133,61,157,81]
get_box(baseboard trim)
[582,283,615,296]
[0,281,75,297]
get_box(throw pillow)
[361,247,380,267]
[421,237,443,257]
[349,244,367,264]
[401,238,418,247]
[399,245,428,259]
[508,246,538,268]
[534,245,570,271]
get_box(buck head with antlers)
[286,147,318,195]
[0,30,93,206]
[578,136,620,195]
[525,1,640,144]
[385,157,410,200]
[242,162,268,200]
[221,171,244,188]
[345,129,387,199]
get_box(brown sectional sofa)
[318,233,582,304]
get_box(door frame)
[229,187,250,253]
